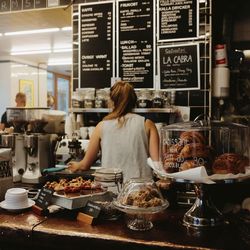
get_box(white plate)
[242,197,250,211]
[94,173,122,180]
[0,199,35,212]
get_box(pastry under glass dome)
[159,120,250,228]
[160,120,249,176]
[113,179,169,231]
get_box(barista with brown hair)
[68,81,159,182]
[0,92,26,130]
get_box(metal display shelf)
[69,107,177,113]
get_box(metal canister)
[1,134,15,149]
[215,44,228,67]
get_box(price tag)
[82,201,102,218]
[35,187,54,210]
[77,201,102,225]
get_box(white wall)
[0,60,47,121]
[0,61,48,119]
[38,64,48,107]
[11,62,47,107]
[0,62,11,116]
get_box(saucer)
[0,199,35,212]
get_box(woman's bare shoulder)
[145,119,156,128]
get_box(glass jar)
[95,89,106,108]
[152,90,164,108]
[77,88,95,108]
[71,91,81,108]
[163,91,171,108]
[136,89,152,108]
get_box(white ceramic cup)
[80,127,88,139]
[4,188,29,209]
[88,126,95,139]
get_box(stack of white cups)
[65,113,77,138]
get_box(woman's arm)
[145,119,160,161]
[68,122,102,172]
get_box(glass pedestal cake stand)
[113,200,169,231]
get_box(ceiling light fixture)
[5,28,60,36]
[61,26,72,31]
[48,61,72,66]
[11,49,52,55]
[11,64,28,68]
[48,59,72,65]
[53,48,72,53]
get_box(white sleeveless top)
[100,113,152,182]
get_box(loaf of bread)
[163,131,211,173]
[179,159,197,171]
[212,153,249,174]
[179,143,210,159]
[180,131,206,145]
[168,143,184,154]
[163,153,180,173]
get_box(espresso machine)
[1,134,26,182]
[22,133,50,184]
[55,138,88,165]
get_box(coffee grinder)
[1,134,26,182]
[5,107,51,184]
[22,133,50,184]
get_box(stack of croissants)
[163,131,249,175]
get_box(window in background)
[57,77,70,112]
[47,72,55,109]
[47,72,71,112]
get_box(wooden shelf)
[69,107,177,114]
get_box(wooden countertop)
[0,208,247,250]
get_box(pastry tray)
[52,189,108,210]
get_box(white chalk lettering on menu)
[47,0,59,7]
[82,7,92,12]
[158,44,200,90]
[1,1,8,10]
[118,0,154,87]
[120,2,138,7]
[79,2,114,88]
[11,0,19,9]
[158,0,198,41]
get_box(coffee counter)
[0,208,247,250]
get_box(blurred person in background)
[0,92,26,130]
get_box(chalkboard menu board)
[23,0,34,10]
[158,43,200,90]
[35,0,47,9]
[0,0,70,13]
[10,0,22,11]
[79,2,114,88]
[117,0,155,88]
[157,0,199,41]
